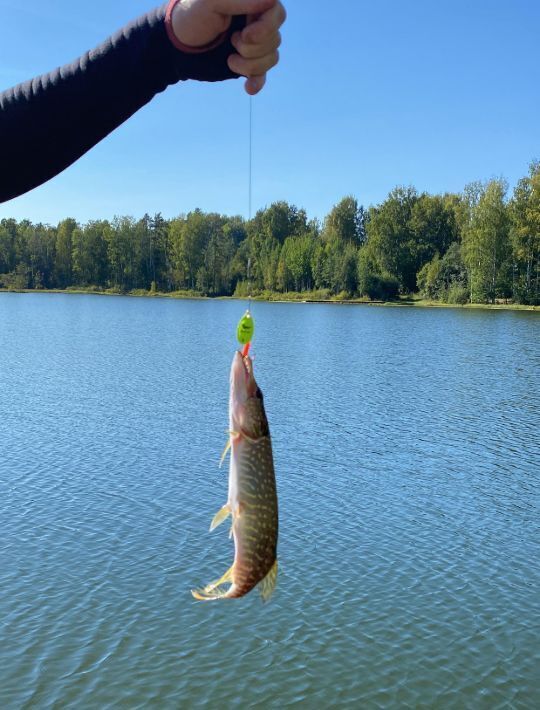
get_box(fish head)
[230,351,269,439]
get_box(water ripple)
[0,295,539,708]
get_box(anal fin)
[258,559,278,602]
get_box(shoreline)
[0,288,538,312]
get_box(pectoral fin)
[259,559,278,602]
[210,504,231,531]
[219,440,231,468]
[219,431,239,468]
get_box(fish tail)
[191,564,235,601]
[191,584,239,601]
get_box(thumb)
[213,0,276,16]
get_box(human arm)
[0,0,285,203]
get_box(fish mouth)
[231,351,258,404]
[231,350,257,400]
[230,350,268,440]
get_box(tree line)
[1,161,538,305]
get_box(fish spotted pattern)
[192,351,278,601]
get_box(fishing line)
[247,256,253,305]
[248,95,253,226]
[236,96,255,357]
[247,96,253,313]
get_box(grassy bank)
[1,287,538,311]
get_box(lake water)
[0,293,539,709]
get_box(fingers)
[243,2,286,45]
[213,0,276,16]
[231,29,281,59]
[227,0,285,93]
[245,75,266,95]
[228,50,279,78]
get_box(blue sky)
[1,0,539,225]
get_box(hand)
[171,0,286,94]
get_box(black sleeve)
[0,3,244,203]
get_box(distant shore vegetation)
[1,161,539,306]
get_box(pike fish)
[192,351,279,601]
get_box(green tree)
[416,253,441,299]
[135,214,153,289]
[106,217,137,290]
[365,186,419,291]
[177,210,214,290]
[73,221,109,286]
[198,228,236,295]
[0,218,17,275]
[150,212,171,291]
[417,243,467,302]
[55,218,77,288]
[168,216,188,289]
[258,240,282,291]
[280,233,315,291]
[323,196,366,246]
[247,202,308,287]
[334,243,358,294]
[409,194,459,269]
[16,221,56,288]
[509,161,540,304]
[462,180,511,303]
[357,247,399,300]
[310,241,327,289]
